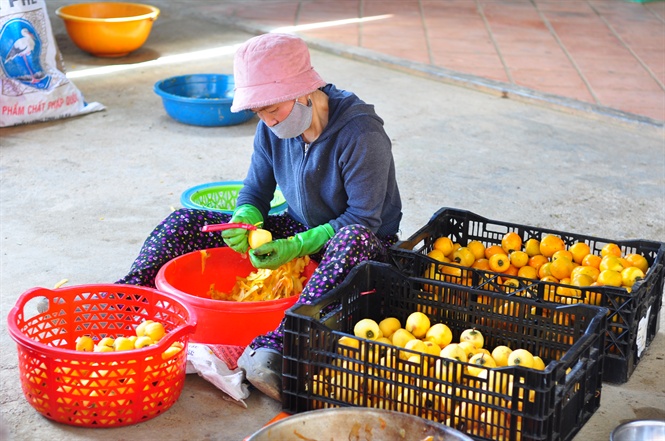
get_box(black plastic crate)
[390,207,664,384]
[283,262,607,441]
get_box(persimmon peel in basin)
[207,255,310,302]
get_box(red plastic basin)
[155,247,316,346]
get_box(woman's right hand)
[221,204,263,253]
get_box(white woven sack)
[0,0,104,127]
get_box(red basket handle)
[7,287,69,355]
[7,284,197,360]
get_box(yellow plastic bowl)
[55,2,160,57]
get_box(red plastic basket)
[7,284,197,427]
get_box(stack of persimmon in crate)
[389,207,664,384]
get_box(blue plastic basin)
[154,74,255,127]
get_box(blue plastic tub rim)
[154,74,255,126]
[153,73,235,103]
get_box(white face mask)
[269,99,312,139]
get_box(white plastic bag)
[0,0,104,127]
[186,343,250,405]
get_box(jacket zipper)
[298,141,311,224]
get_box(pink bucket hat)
[231,33,327,112]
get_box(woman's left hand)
[249,224,334,270]
[249,239,300,270]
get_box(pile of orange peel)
[208,256,310,302]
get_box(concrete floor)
[182,0,665,123]
[1,2,664,440]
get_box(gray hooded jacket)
[237,84,402,237]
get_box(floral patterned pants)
[117,208,398,351]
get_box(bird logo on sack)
[1,18,50,89]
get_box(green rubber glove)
[249,224,334,270]
[221,204,263,254]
